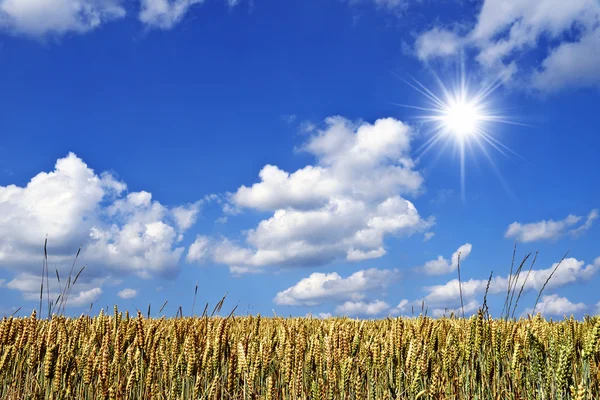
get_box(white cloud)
[420,243,472,275]
[0,0,125,37]
[414,0,600,91]
[421,256,600,308]
[429,299,480,318]
[273,268,400,306]
[505,210,597,242]
[569,209,599,238]
[0,153,200,300]
[596,301,600,314]
[172,203,202,231]
[523,294,586,317]
[20,283,103,308]
[65,287,102,307]
[390,298,410,315]
[415,28,464,61]
[139,0,203,29]
[117,288,137,299]
[186,235,210,262]
[229,265,264,277]
[335,299,390,316]
[139,0,239,30]
[231,117,422,211]
[306,312,333,319]
[532,29,600,91]
[423,232,435,242]
[189,117,433,273]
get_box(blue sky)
[1,0,599,320]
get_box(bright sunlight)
[397,62,526,202]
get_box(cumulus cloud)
[335,299,390,317]
[273,268,400,306]
[117,288,138,299]
[414,0,600,91]
[420,243,472,275]
[0,152,201,300]
[0,0,125,37]
[523,294,586,317]
[421,256,600,308]
[505,210,597,242]
[423,232,435,242]
[188,117,433,273]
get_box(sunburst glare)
[396,61,526,202]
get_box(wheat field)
[0,306,599,400]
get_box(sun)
[395,65,525,201]
[441,98,482,139]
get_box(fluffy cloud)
[0,0,125,37]
[273,268,400,306]
[505,210,597,242]
[523,294,586,317]
[62,287,103,307]
[117,288,138,299]
[531,30,600,91]
[420,243,472,275]
[421,256,600,308]
[414,0,600,91]
[0,153,201,300]
[188,117,433,273]
[335,299,390,317]
[415,28,464,61]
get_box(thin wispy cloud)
[505,210,598,242]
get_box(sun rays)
[396,61,527,202]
